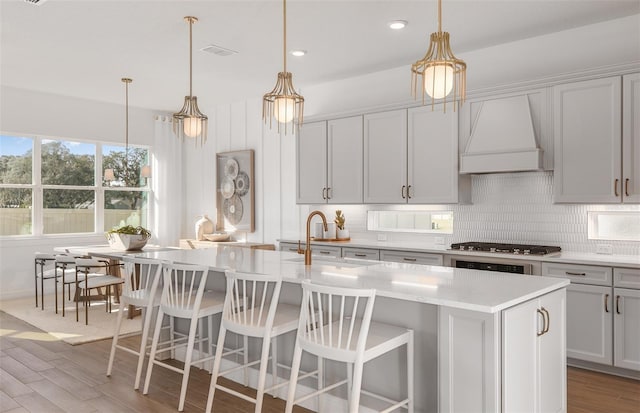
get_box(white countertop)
[279,239,640,268]
[62,245,568,314]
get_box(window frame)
[0,132,151,238]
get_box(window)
[0,134,151,237]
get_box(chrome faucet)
[298,210,328,266]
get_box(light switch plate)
[377,233,387,241]
[596,244,613,254]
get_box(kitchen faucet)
[298,210,328,266]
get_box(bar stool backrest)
[160,262,210,319]
[297,281,376,363]
[121,256,162,296]
[222,270,282,338]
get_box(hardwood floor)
[1,310,639,412]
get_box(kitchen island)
[65,245,569,412]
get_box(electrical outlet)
[596,244,613,254]
[435,237,445,245]
[377,233,387,241]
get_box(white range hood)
[460,95,543,174]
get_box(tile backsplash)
[311,171,640,255]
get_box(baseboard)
[173,347,378,413]
[568,358,640,380]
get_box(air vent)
[23,0,49,4]
[201,44,238,57]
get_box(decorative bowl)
[203,232,231,242]
[107,233,149,251]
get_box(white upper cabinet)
[623,73,640,203]
[297,117,363,204]
[408,105,461,203]
[297,121,327,204]
[364,107,467,204]
[364,110,407,203]
[327,116,363,204]
[553,75,640,203]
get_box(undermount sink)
[285,256,377,268]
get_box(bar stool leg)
[349,359,365,413]
[254,334,272,413]
[107,299,126,377]
[285,343,303,413]
[407,331,414,413]
[206,324,228,413]
[270,337,278,398]
[143,309,165,395]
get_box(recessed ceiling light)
[290,50,307,57]
[388,20,408,30]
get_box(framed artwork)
[216,149,255,232]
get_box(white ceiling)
[2,0,639,112]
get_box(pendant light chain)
[189,17,193,97]
[283,0,287,74]
[438,0,442,33]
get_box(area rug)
[0,294,141,345]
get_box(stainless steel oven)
[445,255,541,275]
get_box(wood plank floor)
[1,310,639,412]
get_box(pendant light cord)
[438,0,442,33]
[283,0,287,74]
[189,18,193,97]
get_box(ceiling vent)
[23,0,49,4]
[201,44,238,57]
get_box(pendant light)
[411,0,466,112]
[105,77,133,184]
[173,16,208,146]
[263,0,304,134]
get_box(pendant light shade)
[173,16,208,146]
[411,0,466,111]
[263,0,304,134]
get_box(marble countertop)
[62,245,568,314]
[279,239,640,268]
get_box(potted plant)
[106,225,151,251]
[335,210,349,239]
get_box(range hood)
[460,95,543,174]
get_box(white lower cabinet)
[566,283,613,364]
[379,250,443,266]
[614,287,640,371]
[341,247,380,260]
[502,288,566,413]
[439,288,566,413]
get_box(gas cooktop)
[450,242,561,256]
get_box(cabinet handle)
[542,307,550,334]
[565,271,586,276]
[401,185,406,199]
[537,308,545,336]
[403,257,417,262]
[319,251,331,255]
[327,187,331,199]
[322,188,327,200]
[354,253,367,257]
[407,185,412,199]
[288,248,298,252]
[625,178,630,197]
[615,179,619,197]
[604,293,609,313]
[616,295,621,314]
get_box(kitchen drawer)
[380,250,443,266]
[614,267,640,289]
[310,245,342,258]
[542,262,612,286]
[342,247,380,261]
[279,242,301,253]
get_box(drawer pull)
[407,185,412,199]
[616,295,621,314]
[537,308,545,336]
[354,254,367,257]
[615,179,620,197]
[401,185,406,199]
[288,248,298,252]
[604,294,609,313]
[625,178,630,197]
[565,271,586,276]
[403,257,417,262]
[319,251,331,255]
[542,307,550,334]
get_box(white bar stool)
[143,262,224,412]
[107,256,163,390]
[286,281,414,413]
[205,270,300,413]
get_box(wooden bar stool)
[286,281,414,413]
[205,270,300,413]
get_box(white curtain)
[151,115,182,247]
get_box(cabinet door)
[327,116,363,203]
[538,288,566,413]
[623,73,640,203]
[566,284,613,364]
[407,105,459,203]
[364,110,407,203]
[297,121,327,204]
[553,77,622,203]
[614,287,640,371]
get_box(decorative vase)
[195,215,214,241]
[337,228,350,239]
